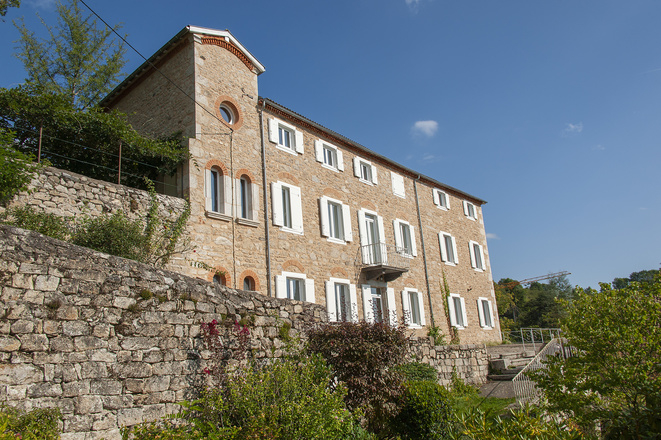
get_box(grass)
[449,393,515,418]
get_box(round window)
[219,104,234,124]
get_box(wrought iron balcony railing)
[359,243,410,281]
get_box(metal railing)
[501,327,562,352]
[359,243,411,270]
[512,338,576,406]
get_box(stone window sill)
[206,211,232,222]
[236,218,259,228]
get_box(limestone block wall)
[0,225,488,439]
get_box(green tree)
[0,128,42,206]
[14,0,125,109]
[612,269,658,290]
[0,0,20,18]
[530,277,661,438]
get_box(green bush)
[0,405,61,440]
[396,362,438,383]
[2,206,69,240]
[72,211,148,261]
[393,380,452,440]
[0,128,43,207]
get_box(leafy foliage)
[0,0,20,19]
[1,205,69,240]
[0,86,187,190]
[307,321,409,434]
[393,380,452,440]
[0,405,61,440]
[530,277,661,438]
[0,128,42,206]
[612,269,658,290]
[395,361,438,383]
[14,0,125,109]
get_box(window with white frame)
[314,140,344,172]
[438,231,458,265]
[358,208,386,265]
[463,201,478,220]
[325,278,358,322]
[477,297,495,329]
[275,272,315,303]
[205,167,232,217]
[433,189,449,210]
[319,196,353,243]
[234,175,259,223]
[447,293,468,329]
[268,118,304,154]
[271,181,303,234]
[353,157,378,185]
[401,288,426,328]
[361,285,397,325]
[391,172,405,198]
[393,219,417,257]
[469,240,486,271]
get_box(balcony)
[359,243,410,282]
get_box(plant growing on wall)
[441,271,460,345]
[0,128,43,206]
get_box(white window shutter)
[234,178,242,218]
[477,299,486,328]
[463,201,469,217]
[418,292,427,327]
[349,284,358,322]
[439,233,448,262]
[448,296,457,327]
[358,209,368,261]
[342,204,353,242]
[204,170,212,211]
[377,215,385,244]
[401,290,411,326]
[305,279,315,303]
[445,193,450,210]
[371,164,378,184]
[487,301,495,329]
[393,219,402,249]
[319,197,330,237]
[268,118,278,143]
[314,140,323,163]
[410,225,418,256]
[295,130,304,154]
[337,150,344,171]
[291,186,304,233]
[460,297,468,327]
[469,241,477,268]
[353,157,360,177]
[275,275,286,299]
[223,175,233,215]
[271,182,283,226]
[251,184,259,220]
[387,287,397,326]
[451,236,458,264]
[362,285,374,323]
[325,281,336,322]
[478,245,486,270]
[433,189,440,207]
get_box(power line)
[78,0,234,137]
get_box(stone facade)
[101,26,501,344]
[0,225,487,439]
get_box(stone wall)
[0,225,487,439]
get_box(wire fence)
[501,328,562,352]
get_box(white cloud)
[27,0,56,9]
[562,122,583,135]
[592,144,605,151]
[486,233,500,240]
[405,0,421,9]
[411,120,438,138]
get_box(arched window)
[213,273,226,286]
[240,176,251,219]
[206,165,230,216]
[243,276,255,291]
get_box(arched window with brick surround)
[235,171,259,222]
[205,162,232,217]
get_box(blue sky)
[1,0,660,288]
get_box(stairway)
[478,343,541,399]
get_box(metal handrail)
[359,243,411,270]
[501,327,563,351]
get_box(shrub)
[396,361,438,383]
[1,205,69,240]
[0,129,43,207]
[307,321,409,434]
[393,380,452,440]
[72,211,148,261]
[0,405,61,440]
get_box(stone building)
[101,26,500,344]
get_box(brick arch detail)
[330,267,348,279]
[276,172,299,186]
[205,159,229,174]
[205,265,232,288]
[322,188,344,201]
[402,280,416,289]
[238,269,261,292]
[201,36,259,73]
[395,211,411,223]
[214,95,244,131]
[360,200,377,212]
[235,168,257,183]
[282,260,305,273]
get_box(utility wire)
[78,0,234,136]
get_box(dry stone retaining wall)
[0,225,487,439]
